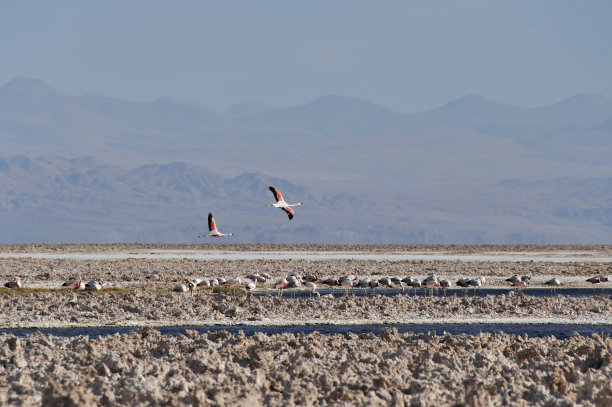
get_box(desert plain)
[1,244,611,406]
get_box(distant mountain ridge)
[1,77,612,244]
[0,151,610,244]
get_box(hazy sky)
[1,0,611,113]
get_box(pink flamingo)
[223,278,242,287]
[62,278,85,290]
[85,279,103,291]
[198,213,234,238]
[586,275,601,284]
[266,186,303,220]
[341,279,353,296]
[304,281,319,297]
[174,283,188,292]
[275,278,289,297]
[4,277,22,289]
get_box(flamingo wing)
[208,213,217,232]
[282,206,295,220]
[269,186,283,202]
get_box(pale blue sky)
[1,0,611,113]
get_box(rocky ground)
[1,328,612,406]
[0,288,611,328]
[1,245,611,406]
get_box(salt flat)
[1,248,612,262]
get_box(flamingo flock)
[3,277,104,291]
[62,278,103,291]
[5,270,611,295]
[586,274,610,284]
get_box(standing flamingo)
[275,278,289,297]
[356,278,371,295]
[266,186,302,220]
[198,213,234,238]
[303,272,319,283]
[439,278,451,297]
[545,277,561,294]
[512,280,528,290]
[304,281,319,297]
[341,279,353,296]
[321,276,339,295]
[187,281,197,296]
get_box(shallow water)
[255,287,612,299]
[2,323,611,340]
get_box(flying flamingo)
[198,213,234,238]
[4,277,22,289]
[266,186,302,220]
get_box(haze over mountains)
[1,77,611,244]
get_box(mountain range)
[0,77,611,244]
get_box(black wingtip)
[288,213,294,220]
